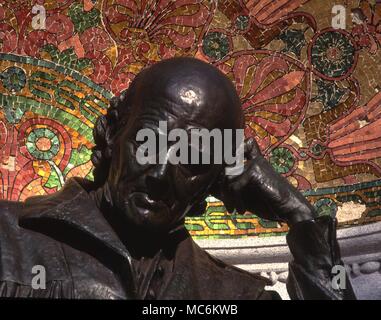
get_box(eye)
[177,145,213,176]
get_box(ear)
[112,88,134,127]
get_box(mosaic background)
[1,0,381,238]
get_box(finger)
[225,158,255,186]
[244,137,262,160]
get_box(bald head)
[121,57,244,131]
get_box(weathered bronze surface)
[0,58,355,299]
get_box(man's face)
[106,105,222,233]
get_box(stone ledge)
[195,221,381,300]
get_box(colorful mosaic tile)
[1,0,381,239]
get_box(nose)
[145,163,171,201]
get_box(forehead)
[133,90,215,130]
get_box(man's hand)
[212,138,318,226]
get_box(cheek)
[108,141,147,186]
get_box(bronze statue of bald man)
[0,57,355,299]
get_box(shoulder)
[0,199,69,285]
[0,199,24,229]
[0,198,60,251]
